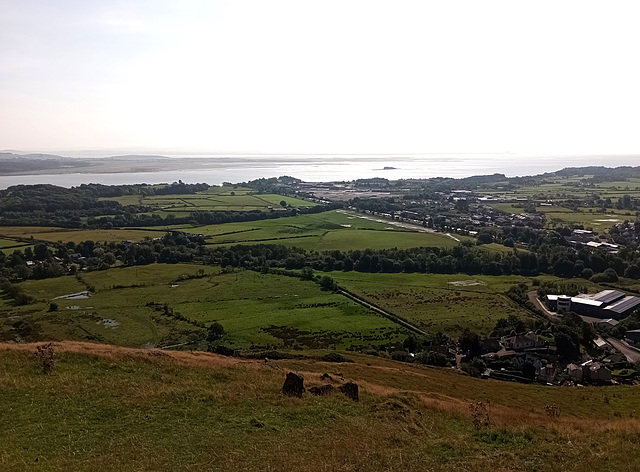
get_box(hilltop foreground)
[1,342,639,471]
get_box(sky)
[1,0,640,156]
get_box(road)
[605,337,640,363]
[337,210,460,241]
[527,291,557,318]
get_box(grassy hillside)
[1,342,639,471]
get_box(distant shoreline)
[1,152,640,189]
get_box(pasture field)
[99,188,316,213]
[1,245,33,255]
[4,264,407,350]
[178,210,471,251]
[0,237,27,249]
[542,211,629,230]
[479,177,640,200]
[0,237,31,254]
[1,344,639,471]
[0,226,163,244]
[488,202,635,231]
[329,272,540,337]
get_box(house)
[566,363,583,383]
[538,364,558,383]
[479,338,502,354]
[501,332,543,351]
[593,337,608,349]
[602,353,626,364]
[582,361,612,383]
[512,354,542,374]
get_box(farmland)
[488,203,632,231]
[3,264,407,350]
[0,210,477,251]
[478,176,640,200]
[330,272,540,337]
[100,186,317,213]
[0,226,164,244]
[0,237,31,254]
[178,210,473,251]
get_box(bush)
[322,352,353,363]
[390,350,413,363]
[35,343,55,374]
[414,350,449,367]
[591,268,618,283]
[207,345,236,357]
[461,357,486,377]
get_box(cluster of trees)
[0,182,340,229]
[208,242,636,279]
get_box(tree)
[625,264,640,279]
[403,335,419,353]
[492,315,526,337]
[590,268,618,283]
[207,322,225,342]
[415,351,449,367]
[301,266,314,280]
[477,232,493,245]
[461,357,486,377]
[522,362,536,379]
[459,329,481,357]
[319,276,337,291]
[280,200,287,208]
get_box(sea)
[1,153,639,189]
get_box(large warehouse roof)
[603,296,640,315]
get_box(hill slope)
[1,342,639,471]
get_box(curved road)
[527,291,557,318]
[605,337,640,363]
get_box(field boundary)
[337,286,429,336]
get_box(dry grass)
[1,341,639,471]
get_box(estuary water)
[0,153,638,189]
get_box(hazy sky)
[1,0,640,155]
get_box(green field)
[488,202,634,230]
[176,210,470,251]
[479,176,640,200]
[99,188,316,213]
[4,264,407,350]
[0,226,163,244]
[0,237,31,254]
[1,345,639,471]
[330,272,540,337]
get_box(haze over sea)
[2,153,640,189]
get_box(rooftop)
[603,296,640,314]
